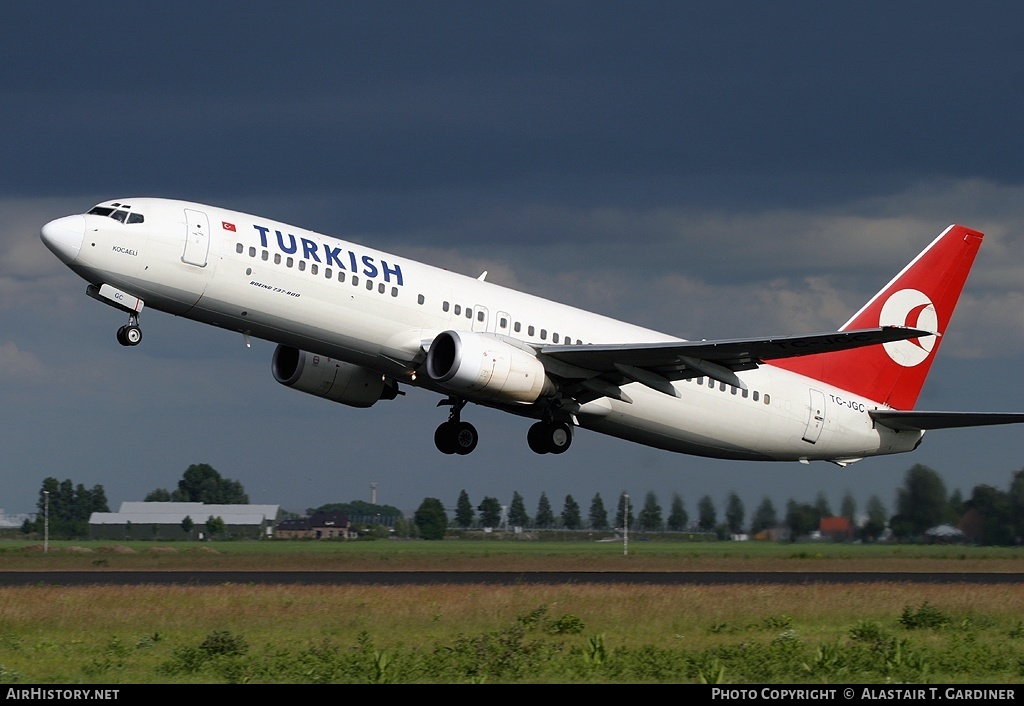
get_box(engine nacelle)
[425,330,555,403]
[272,345,398,408]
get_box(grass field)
[3,537,1024,572]
[0,539,1022,683]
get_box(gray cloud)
[3,2,1024,520]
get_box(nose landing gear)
[86,284,145,347]
[116,313,143,347]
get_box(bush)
[900,601,951,630]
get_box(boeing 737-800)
[39,198,1024,463]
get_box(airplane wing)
[539,326,932,401]
[869,410,1024,431]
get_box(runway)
[1,571,1022,586]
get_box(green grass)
[0,539,1023,682]
[0,581,1023,683]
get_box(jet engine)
[425,330,555,403]
[272,345,398,408]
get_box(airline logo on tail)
[880,289,937,367]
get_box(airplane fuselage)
[42,198,924,463]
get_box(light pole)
[43,490,49,554]
[623,493,629,557]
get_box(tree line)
[422,464,1024,544]
[22,478,109,538]
[25,461,1024,545]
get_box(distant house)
[89,502,281,540]
[819,516,854,542]
[925,523,965,543]
[275,512,351,539]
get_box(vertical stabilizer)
[772,225,983,409]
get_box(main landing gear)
[433,397,574,456]
[527,420,573,454]
[434,397,479,455]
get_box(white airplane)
[40,198,1024,462]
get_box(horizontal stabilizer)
[870,410,1024,432]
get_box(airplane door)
[182,209,210,267]
[472,305,489,332]
[802,389,826,444]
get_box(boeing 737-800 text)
[39,198,1024,463]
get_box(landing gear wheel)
[117,325,142,346]
[527,421,573,454]
[116,311,142,347]
[434,421,458,454]
[547,421,572,454]
[452,421,478,455]
[528,422,549,454]
[434,420,479,455]
[123,325,142,346]
[434,397,479,455]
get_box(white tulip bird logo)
[879,288,938,367]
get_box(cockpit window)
[88,205,144,224]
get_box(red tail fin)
[772,225,983,409]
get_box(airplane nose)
[40,215,85,264]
